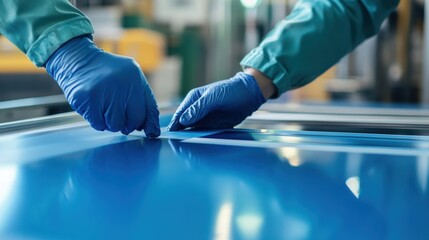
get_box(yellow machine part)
[116,28,165,73]
[0,28,165,74]
[0,37,45,73]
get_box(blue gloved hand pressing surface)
[45,35,160,137]
[168,72,266,131]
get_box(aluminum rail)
[0,102,178,136]
[260,102,429,117]
[249,111,429,127]
[2,101,429,136]
[0,95,68,113]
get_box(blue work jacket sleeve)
[0,0,93,67]
[240,0,399,95]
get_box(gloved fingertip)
[90,122,107,131]
[154,127,161,136]
[121,127,133,135]
[179,112,192,126]
[146,129,160,138]
[146,134,157,139]
[167,121,181,131]
[141,117,160,138]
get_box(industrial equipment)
[1,102,429,239]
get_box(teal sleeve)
[0,0,94,67]
[240,0,399,95]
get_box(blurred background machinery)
[1,0,429,123]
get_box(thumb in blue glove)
[45,35,160,137]
[167,72,268,131]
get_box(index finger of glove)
[167,87,204,131]
[121,92,146,135]
[142,86,160,138]
[178,94,218,128]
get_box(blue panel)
[1,124,429,239]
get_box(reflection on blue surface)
[202,130,420,148]
[1,128,429,239]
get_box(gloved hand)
[45,35,160,137]
[167,72,266,130]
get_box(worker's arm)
[241,0,399,94]
[168,0,399,131]
[0,1,160,137]
[0,0,93,66]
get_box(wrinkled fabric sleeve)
[240,0,399,95]
[0,0,93,67]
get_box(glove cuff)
[236,72,267,110]
[45,34,97,80]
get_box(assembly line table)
[1,102,429,240]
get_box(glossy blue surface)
[1,122,429,239]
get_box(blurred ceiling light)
[345,176,360,198]
[215,202,233,240]
[416,155,429,193]
[282,216,310,239]
[279,147,301,167]
[0,165,18,205]
[0,165,18,230]
[240,0,261,8]
[236,213,263,239]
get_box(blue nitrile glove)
[168,72,266,130]
[45,35,160,137]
